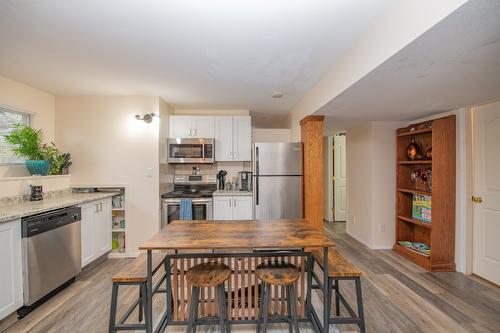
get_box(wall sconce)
[135,113,157,123]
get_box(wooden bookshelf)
[393,115,456,271]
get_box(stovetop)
[162,189,215,199]
[161,182,217,199]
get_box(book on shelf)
[397,241,431,256]
[412,194,432,223]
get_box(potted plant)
[3,124,51,175]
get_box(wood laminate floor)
[2,222,499,333]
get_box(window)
[0,107,31,164]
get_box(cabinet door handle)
[229,199,232,207]
[95,203,99,213]
[234,199,237,206]
[99,203,103,211]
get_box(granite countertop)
[213,189,253,196]
[0,191,119,223]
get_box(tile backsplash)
[171,162,252,179]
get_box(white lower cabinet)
[80,197,112,268]
[213,196,253,220]
[0,219,22,320]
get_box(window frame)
[0,105,32,165]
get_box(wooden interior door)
[334,134,347,221]
[473,102,500,285]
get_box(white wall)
[55,96,161,256]
[0,75,56,177]
[251,128,291,143]
[346,122,401,249]
[289,0,468,140]
[159,98,174,195]
[174,109,249,116]
[0,175,71,198]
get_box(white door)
[233,196,253,220]
[0,219,22,320]
[94,199,112,257]
[213,196,233,220]
[334,134,347,221]
[192,116,214,138]
[473,102,500,285]
[215,116,234,161]
[233,116,252,161]
[169,116,193,138]
[80,203,95,267]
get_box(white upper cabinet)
[233,116,252,161]
[169,116,214,138]
[169,116,193,138]
[214,116,234,161]
[214,116,251,161]
[192,116,215,138]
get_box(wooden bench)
[109,253,167,333]
[308,248,365,333]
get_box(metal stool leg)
[109,283,119,333]
[140,283,148,326]
[262,284,271,333]
[139,283,144,322]
[286,285,293,333]
[324,278,333,332]
[217,284,226,333]
[355,278,366,333]
[187,287,200,333]
[288,284,299,333]
[333,279,340,316]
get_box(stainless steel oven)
[167,138,214,164]
[161,197,212,228]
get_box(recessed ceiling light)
[272,91,284,98]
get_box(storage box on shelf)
[393,115,456,271]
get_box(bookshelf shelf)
[393,115,456,272]
[397,188,432,196]
[397,160,432,165]
[397,215,432,229]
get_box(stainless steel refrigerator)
[253,142,303,220]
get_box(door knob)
[472,196,483,203]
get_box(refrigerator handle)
[255,176,259,205]
[255,146,259,205]
[255,146,259,175]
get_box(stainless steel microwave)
[167,138,214,163]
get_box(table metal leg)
[323,247,329,333]
[147,250,153,333]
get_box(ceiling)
[0,0,396,115]
[319,0,500,127]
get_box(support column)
[300,115,324,229]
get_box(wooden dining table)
[139,219,334,333]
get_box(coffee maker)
[237,171,252,191]
[30,185,44,201]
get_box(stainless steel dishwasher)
[19,206,81,317]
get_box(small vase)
[25,160,51,176]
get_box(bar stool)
[186,262,231,333]
[256,262,301,333]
